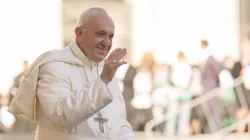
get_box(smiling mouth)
[96,46,106,50]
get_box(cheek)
[109,40,113,46]
[106,49,111,55]
[93,39,103,47]
[107,42,112,50]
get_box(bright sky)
[0,0,62,94]
[130,0,239,65]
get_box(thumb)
[117,61,127,68]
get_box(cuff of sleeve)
[97,77,113,101]
[118,127,136,140]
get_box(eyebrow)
[96,30,114,35]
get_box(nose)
[101,37,111,48]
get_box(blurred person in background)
[165,51,192,136]
[131,52,155,131]
[153,63,170,89]
[235,65,250,133]
[200,39,224,133]
[219,56,237,128]
[115,55,137,129]
[231,41,250,133]
[189,65,203,135]
[231,41,250,79]
[0,92,15,133]
[10,60,29,98]
[8,60,36,133]
[8,7,135,140]
[151,63,170,132]
[239,42,250,107]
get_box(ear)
[75,26,83,39]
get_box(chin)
[94,52,107,61]
[95,56,106,62]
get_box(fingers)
[106,47,128,68]
[108,48,126,63]
[114,49,127,62]
[107,48,127,61]
[107,48,121,59]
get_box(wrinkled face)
[75,15,115,62]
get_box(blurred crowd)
[0,39,249,137]
[115,39,250,136]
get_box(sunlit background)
[0,0,250,139]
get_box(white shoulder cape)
[8,46,86,123]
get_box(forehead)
[88,16,115,34]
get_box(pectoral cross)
[94,112,108,133]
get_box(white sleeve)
[37,62,113,129]
[118,83,136,140]
[118,120,136,140]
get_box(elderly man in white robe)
[8,7,135,140]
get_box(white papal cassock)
[8,42,135,140]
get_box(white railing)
[214,114,250,136]
[144,77,250,137]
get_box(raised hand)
[100,48,127,84]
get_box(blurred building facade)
[239,0,250,41]
[62,0,250,67]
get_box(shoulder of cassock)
[8,43,86,124]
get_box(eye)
[109,34,114,39]
[96,32,105,36]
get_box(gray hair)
[77,7,109,26]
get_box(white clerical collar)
[70,42,104,67]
